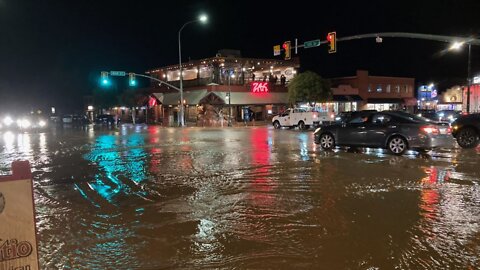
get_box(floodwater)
[1,125,480,269]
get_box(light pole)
[450,41,472,113]
[178,14,208,127]
[228,73,234,126]
[467,43,472,113]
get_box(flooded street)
[1,125,480,269]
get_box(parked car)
[62,114,89,125]
[95,114,116,125]
[451,113,480,148]
[314,111,455,155]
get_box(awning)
[153,90,208,105]
[367,98,403,104]
[333,95,363,102]
[152,91,288,105]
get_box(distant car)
[314,111,455,155]
[451,113,480,148]
[416,109,437,121]
[95,114,116,125]
[436,110,461,123]
[1,114,48,131]
[62,114,89,125]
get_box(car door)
[337,116,368,146]
[364,113,397,147]
[280,111,291,126]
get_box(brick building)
[331,70,416,112]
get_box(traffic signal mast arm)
[132,73,181,91]
[100,71,181,91]
[296,32,480,50]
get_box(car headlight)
[314,127,322,134]
[3,116,13,126]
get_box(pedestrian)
[274,75,278,84]
[218,110,224,127]
[280,74,286,85]
[251,73,256,82]
[263,75,267,82]
[243,107,250,126]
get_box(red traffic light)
[282,43,288,50]
[327,32,336,53]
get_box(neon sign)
[251,82,269,93]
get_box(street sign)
[273,45,281,56]
[110,71,126,76]
[474,76,480,84]
[304,39,321,48]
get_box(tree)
[287,71,332,105]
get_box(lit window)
[386,84,391,93]
[376,84,382,92]
[395,85,400,93]
[368,84,372,92]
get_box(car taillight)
[446,127,452,134]
[421,125,439,135]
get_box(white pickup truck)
[272,108,333,130]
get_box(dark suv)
[451,114,480,148]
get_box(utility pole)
[467,43,472,113]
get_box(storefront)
[153,88,289,126]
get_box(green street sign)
[110,71,126,76]
[304,39,321,49]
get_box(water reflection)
[249,128,276,207]
[81,133,148,204]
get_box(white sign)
[0,161,39,270]
[473,76,480,84]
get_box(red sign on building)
[251,82,270,93]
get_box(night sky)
[0,0,479,113]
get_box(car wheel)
[320,133,335,150]
[388,136,407,155]
[298,121,306,130]
[273,121,281,129]
[456,127,479,148]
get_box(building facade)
[331,70,416,112]
[437,86,462,111]
[145,50,299,126]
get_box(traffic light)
[283,41,291,60]
[327,32,336,53]
[100,71,110,86]
[129,73,136,86]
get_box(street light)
[449,41,472,113]
[178,14,208,127]
[228,73,235,127]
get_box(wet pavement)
[1,125,480,269]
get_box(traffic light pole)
[294,32,480,112]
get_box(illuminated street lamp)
[178,14,208,127]
[228,73,235,126]
[449,41,472,113]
